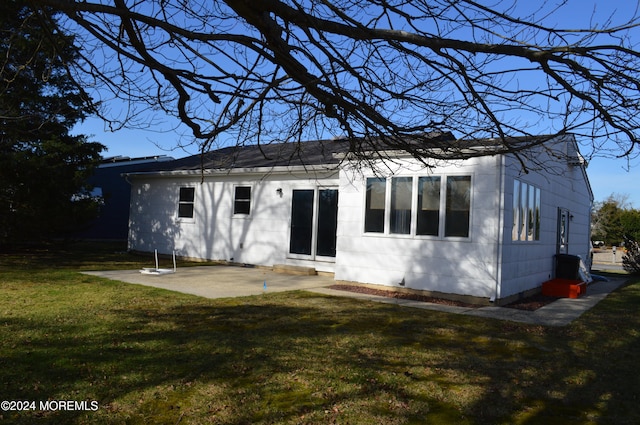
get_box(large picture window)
[364,175,471,238]
[512,179,541,241]
[178,187,195,218]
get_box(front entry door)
[289,188,338,260]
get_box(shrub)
[622,236,640,275]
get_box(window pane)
[520,183,528,241]
[316,189,339,257]
[289,190,314,255]
[512,180,520,241]
[234,186,251,215]
[445,176,471,237]
[235,186,251,200]
[178,203,194,218]
[417,176,440,236]
[179,187,195,202]
[390,177,412,234]
[365,178,386,233]
[535,188,541,240]
[528,185,535,240]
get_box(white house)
[126,133,593,304]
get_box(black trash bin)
[555,254,581,280]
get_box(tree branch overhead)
[22,0,640,162]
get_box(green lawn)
[1,242,639,424]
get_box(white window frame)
[364,177,387,233]
[443,175,472,238]
[512,179,541,242]
[233,185,252,216]
[177,186,196,221]
[416,176,442,237]
[363,174,472,240]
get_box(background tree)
[591,200,624,247]
[620,209,640,243]
[21,0,640,166]
[0,0,104,243]
[591,194,640,247]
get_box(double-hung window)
[364,175,471,238]
[178,187,195,219]
[233,186,251,215]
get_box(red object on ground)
[541,279,587,299]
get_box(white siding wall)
[127,138,592,302]
[499,139,593,298]
[128,171,339,271]
[334,156,502,299]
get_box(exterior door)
[289,188,338,260]
[557,208,570,254]
[316,189,339,258]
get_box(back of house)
[126,134,592,304]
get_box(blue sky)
[72,0,640,207]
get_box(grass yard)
[1,242,639,424]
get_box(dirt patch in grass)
[329,284,559,311]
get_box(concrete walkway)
[84,265,627,327]
[311,277,626,326]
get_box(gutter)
[492,154,505,303]
[122,163,340,179]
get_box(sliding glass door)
[289,188,338,260]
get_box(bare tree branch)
[22,0,640,164]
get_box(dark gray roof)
[132,132,573,174]
[151,132,457,172]
[164,138,348,171]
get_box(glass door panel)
[557,208,570,254]
[316,189,338,258]
[289,190,314,255]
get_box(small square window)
[234,186,251,215]
[178,187,195,218]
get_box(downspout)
[492,155,505,303]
